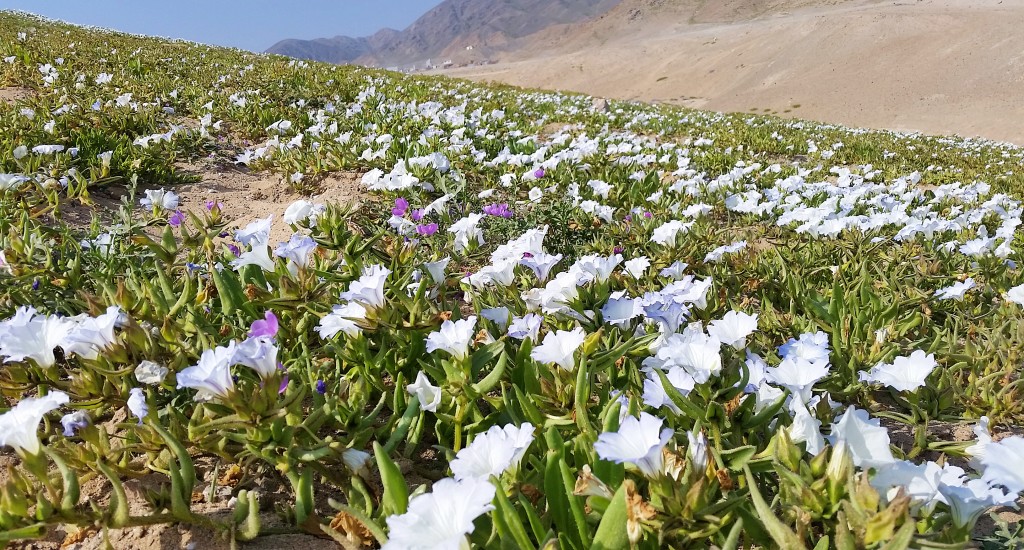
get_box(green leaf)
[374,442,409,516]
[592,480,629,550]
[742,465,806,549]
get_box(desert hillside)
[447,0,1024,144]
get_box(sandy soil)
[445,0,1024,145]
[173,161,365,244]
[0,86,35,105]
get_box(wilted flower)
[595,412,673,478]
[407,371,442,412]
[0,391,69,455]
[127,388,148,425]
[135,360,168,385]
[60,411,90,437]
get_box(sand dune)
[446,0,1024,144]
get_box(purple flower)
[410,208,425,222]
[534,168,545,179]
[205,200,222,211]
[169,210,186,227]
[614,246,624,255]
[278,374,289,394]
[249,310,279,338]
[392,197,409,217]
[227,243,241,257]
[315,380,327,394]
[32,279,40,291]
[624,214,633,222]
[482,203,513,218]
[416,223,439,236]
[643,212,653,219]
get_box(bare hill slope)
[447,0,1024,144]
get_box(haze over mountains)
[265,0,621,69]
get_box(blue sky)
[4,1,445,52]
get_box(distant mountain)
[265,0,622,69]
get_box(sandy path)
[445,0,1024,145]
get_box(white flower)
[601,295,641,328]
[450,423,535,481]
[342,448,372,478]
[317,303,366,339]
[965,416,991,470]
[827,406,895,468]
[520,252,563,282]
[234,216,273,246]
[623,257,651,279]
[231,244,276,272]
[508,314,543,341]
[531,327,586,370]
[938,479,1016,529]
[274,234,318,267]
[449,214,485,253]
[233,337,279,379]
[594,412,673,478]
[426,316,477,360]
[707,311,758,350]
[382,477,495,550]
[642,367,696,414]
[283,200,326,227]
[407,371,442,412]
[135,360,168,385]
[0,173,29,191]
[767,357,830,406]
[659,261,688,280]
[789,406,825,456]
[13,145,28,160]
[778,331,830,364]
[687,430,709,473]
[0,391,69,454]
[140,188,179,211]
[981,436,1024,493]
[62,306,122,360]
[935,278,975,301]
[0,313,76,368]
[650,220,692,245]
[424,257,451,284]
[340,265,390,311]
[176,343,236,398]
[858,350,937,392]
[480,307,511,331]
[1006,283,1024,305]
[127,388,147,425]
